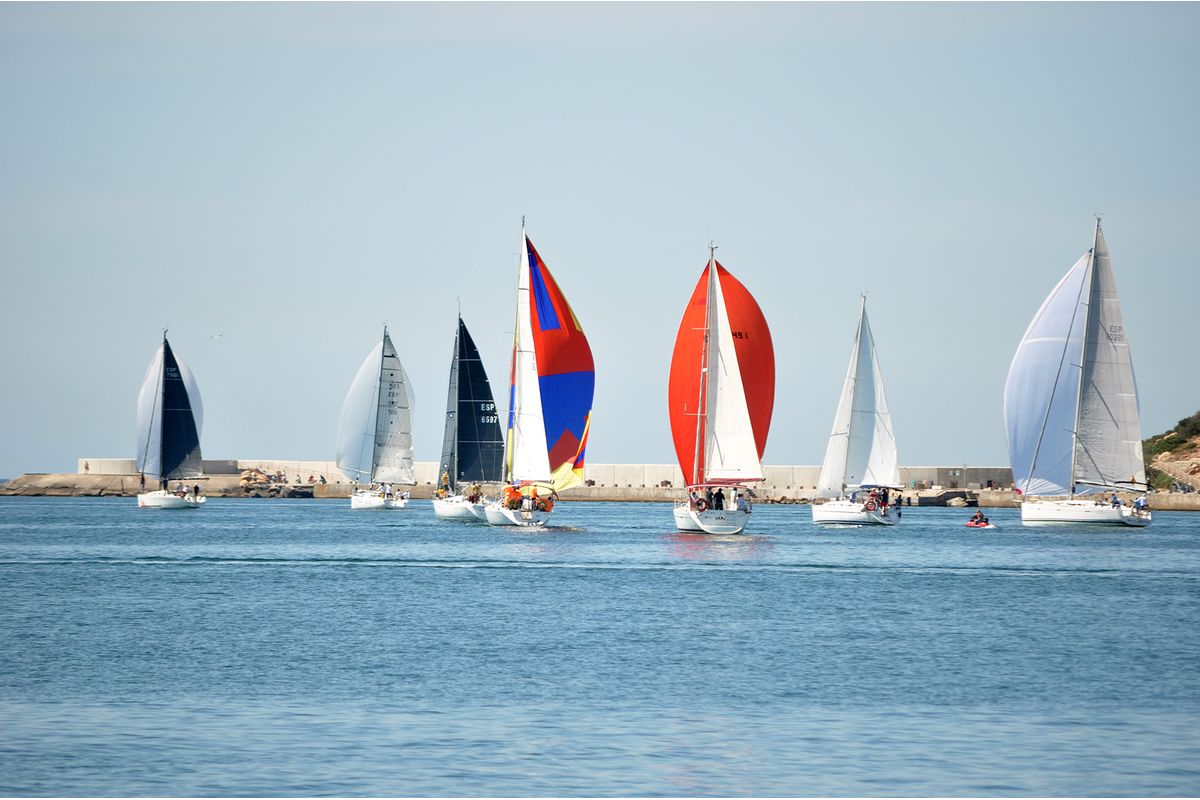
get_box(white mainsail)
[504,227,552,484]
[336,329,415,484]
[1072,225,1145,490]
[703,256,763,482]
[1005,221,1144,495]
[815,297,899,497]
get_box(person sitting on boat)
[530,486,542,511]
[543,491,556,513]
[1110,491,1121,508]
[175,482,187,497]
[503,484,521,510]
[970,511,986,525]
[735,493,748,514]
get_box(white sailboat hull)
[812,498,899,526]
[350,490,409,510]
[137,490,205,509]
[673,502,750,534]
[484,501,551,527]
[433,496,485,520]
[1020,499,1150,527]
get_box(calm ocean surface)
[1,496,1198,796]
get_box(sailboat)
[668,247,774,535]
[812,296,902,525]
[432,315,505,520]
[135,332,206,509]
[484,223,595,527]
[336,326,415,509]
[1004,219,1151,526]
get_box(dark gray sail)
[160,339,203,479]
[438,317,504,490]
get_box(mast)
[158,329,167,480]
[504,220,526,484]
[440,315,462,492]
[370,325,388,481]
[691,246,716,486]
[1066,219,1101,497]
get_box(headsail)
[336,328,415,485]
[440,316,504,490]
[668,255,774,486]
[504,228,595,491]
[136,336,204,481]
[815,297,899,498]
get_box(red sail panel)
[668,261,774,486]
[718,263,774,460]
[668,267,710,485]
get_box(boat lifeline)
[336,326,415,509]
[812,296,902,525]
[1004,219,1150,527]
[433,314,505,520]
[484,223,595,527]
[667,247,774,534]
[135,332,206,509]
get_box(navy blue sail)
[438,317,505,491]
[136,335,204,482]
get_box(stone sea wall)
[3,459,1198,509]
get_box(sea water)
[1,497,1198,796]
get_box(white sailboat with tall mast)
[433,314,505,521]
[135,331,206,509]
[667,246,775,535]
[336,326,415,510]
[1004,219,1151,526]
[812,297,902,525]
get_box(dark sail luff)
[438,321,462,491]
[160,339,203,479]
[454,318,505,484]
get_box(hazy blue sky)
[2,2,1198,479]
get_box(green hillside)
[1144,411,1200,490]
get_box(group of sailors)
[435,471,486,503]
[372,482,409,501]
[501,484,556,513]
[173,481,201,499]
[687,486,751,514]
[1105,491,1150,515]
[850,486,899,516]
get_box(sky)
[1,1,1198,479]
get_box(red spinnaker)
[667,261,774,485]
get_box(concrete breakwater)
[3,458,1198,509]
